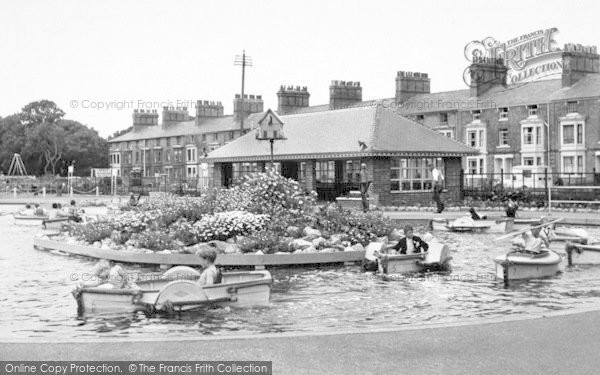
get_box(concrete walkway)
[1,308,600,374]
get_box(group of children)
[20,200,85,222]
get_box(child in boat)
[20,204,35,216]
[392,225,429,255]
[68,200,84,222]
[469,207,487,220]
[506,198,519,218]
[362,244,381,272]
[514,225,550,254]
[196,248,222,285]
[34,204,46,216]
[80,260,131,289]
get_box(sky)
[2,0,599,137]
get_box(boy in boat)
[392,225,429,255]
[506,198,519,218]
[362,244,381,272]
[68,200,84,223]
[514,224,550,254]
[34,204,46,216]
[469,207,487,220]
[196,248,222,285]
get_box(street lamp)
[255,109,286,169]
[545,102,552,215]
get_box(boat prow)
[494,250,562,284]
[13,215,48,226]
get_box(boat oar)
[493,217,563,242]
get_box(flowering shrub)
[168,220,198,246]
[134,231,176,251]
[193,211,270,242]
[237,231,292,254]
[67,221,115,243]
[315,203,396,245]
[214,170,317,218]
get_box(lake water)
[2,204,600,340]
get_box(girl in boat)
[79,259,131,289]
[196,248,222,285]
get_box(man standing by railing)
[359,163,371,213]
[430,164,445,213]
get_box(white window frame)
[499,107,509,121]
[498,128,509,147]
[527,104,538,117]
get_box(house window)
[166,151,171,163]
[439,112,448,124]
[202,134,206,142]
[390,157,442,192]
[499,107,508,120]
[527,104,538,117]
[523,127,534,145]
[467,129,485,148]
[536,157,542,166]
[561,123,584,145]
[174,149,183,162]
[166,138,171,147]
[523,157,534,166]
[187,166,197,178]
[563,156,574,173]
[153,150,162,163]
[535,126,541,145]
[186,148,196,163]
[155,138,161,147]
[316,161,335,183]
[466,157,484,175]
[472,110,481,122]
[567,101,578,114]
[499,129,509,146]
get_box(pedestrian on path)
[359,163,371,213]
[430,164,445,213]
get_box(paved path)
[1,309,599,374]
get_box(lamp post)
[545,102,552,215]
[255,109,286,171]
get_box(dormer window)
[472,110,481,122]
[527,104,538,117]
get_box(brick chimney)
[233,94,264,122]
[162,106,189,128]
[395,71,430,104]
[277,85,310,114]
[195,100,224,125]
[132,109,158,132]
[562,43,600,87]
[329,80,362,109]
[469,57,508,97]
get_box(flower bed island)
[35,171,403,269]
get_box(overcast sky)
[2,0,599,137]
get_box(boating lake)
[2,204,600,340]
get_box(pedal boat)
[494,250,562,283]
[378,242,452,274]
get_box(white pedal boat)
[494,250,562,283]
[378,242,452,274]
[564,243,600,266]
[73,266,272,315]
[429,217,510,233]
[13,215,48,226]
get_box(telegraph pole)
[234,50,252,134]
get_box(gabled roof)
[206,105,478,162]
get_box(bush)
[168,220,198,246]
[193,211,270,242]
[315,203,396,245]
[67,221,115,243]
[134,231,176,251]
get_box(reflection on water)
[2,203,600,340]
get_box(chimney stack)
[161,106,190,128]
[277,85,310,114]
[195,100,224,125]
[395,71,431,104]
[132,109,159,132]
[329,80,362,109]
[562,43,600,87]
[233,94,264,123]
[469,57,508,97]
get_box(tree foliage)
[0,101,108,176]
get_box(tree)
[19,100,65,126]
